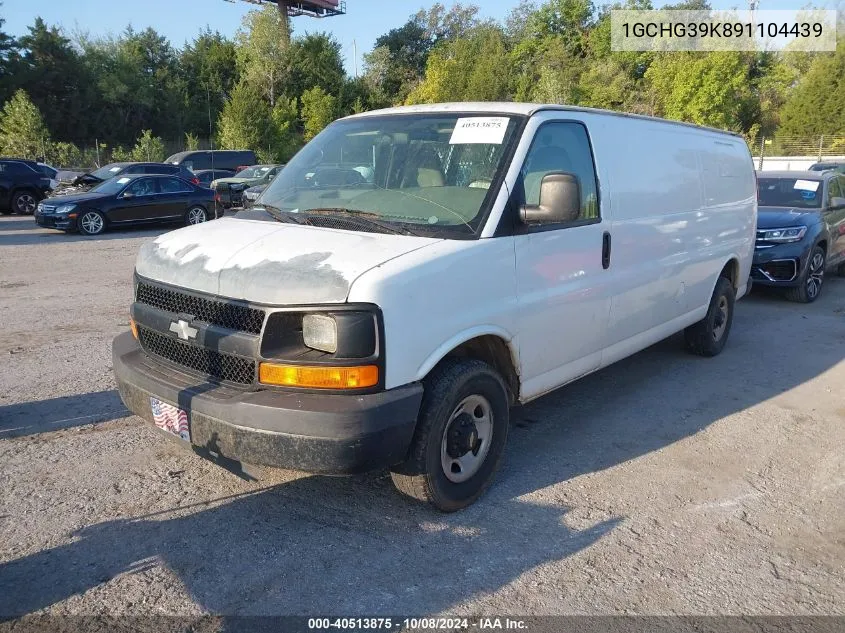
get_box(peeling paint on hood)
[136,217,440,305]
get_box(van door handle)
[602,231,612,270]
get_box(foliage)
[301,87,336,141]
[778,41,845,137]
[0,89,50,158]
[407,25,512,104]
[236,5,289,106]
[131,129,166,162]
[184,132,200,151]
[0,0,841,167]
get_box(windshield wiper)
[260,204,306,225]
[303,208,421,236]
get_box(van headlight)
[259,308,382,389]
[303,314,338,353]
[759,227,806,243]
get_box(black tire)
[684,275,735,357]
[11,190,38,215]
[390,358,509,512]
[837,262,845,278]
[78,210,106,236]
[185,206,208,226]
[785,245,825,303]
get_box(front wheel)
[390,359,509,512]
[78,210,106,236]
[786,246,826,303]
[684,275,735,357]
[12,191,37,215]
[185,206,208,226]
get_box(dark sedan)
[35,174,217,236]
[194,168,236,187]
[753,170,845,302]
[51,162,199,196]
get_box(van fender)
[414,325,519,383]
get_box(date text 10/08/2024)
[307,618,529,630]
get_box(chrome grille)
[136,282,264,334]
[137,326,255,385]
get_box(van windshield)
[258,113,523,237]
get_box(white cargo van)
[113,103,756,511]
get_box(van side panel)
[584,115,755,356]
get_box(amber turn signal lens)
[129,317,139,340]
[259,363,378,389]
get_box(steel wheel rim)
[712,295,729,341]
[81,212,103,234]
[188,207,207,224]
[440,394,493,483]
[17,194,36,213]
[807,252,824,299]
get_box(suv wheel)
[12,191,37,215]
[786,246,825,303]
[390,359,509,512]
[684,275,735,357]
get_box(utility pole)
[353,39,358,77]
[208,85,215,171]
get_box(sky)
[1,0,837,76]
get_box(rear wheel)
[786,246,825,303]
[185,206,208,226]
[78,210,106,236]
[390,359,509,512]
[684,275,735,357]
[12,191,37,215]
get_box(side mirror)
[830,197,845,210]
[121,191,135,199]
[521,172,581,225]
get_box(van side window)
[520,122,599,221]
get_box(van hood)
[135,217,440,305]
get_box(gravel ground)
[1,214,844,619]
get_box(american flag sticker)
[150,397,190,442]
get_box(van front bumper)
[112,332,423,474]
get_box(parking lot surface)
[1,214,844,617]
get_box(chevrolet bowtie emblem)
[169,319,198,341]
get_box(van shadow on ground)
[0,390,128,439]
[1,281,843,618]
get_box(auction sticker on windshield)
[450,117,509,145]
[794,179,820,192]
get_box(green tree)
[0,89,51,158]
[645,52,755,131]
[184,131,200,151]
[16,18,93,141]
[285,33,345,101]
[778,41,845,137]
[0,8,21,107]
[130,129,166,162]
[301,86,336,141]
[218,82,273,151]
[236,5,289,106]
[180,29,239,136]
[407,25,512,104]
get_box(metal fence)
[748,134,845,169]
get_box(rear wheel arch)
[719,257,740,290]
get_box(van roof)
[343,102,744,139]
